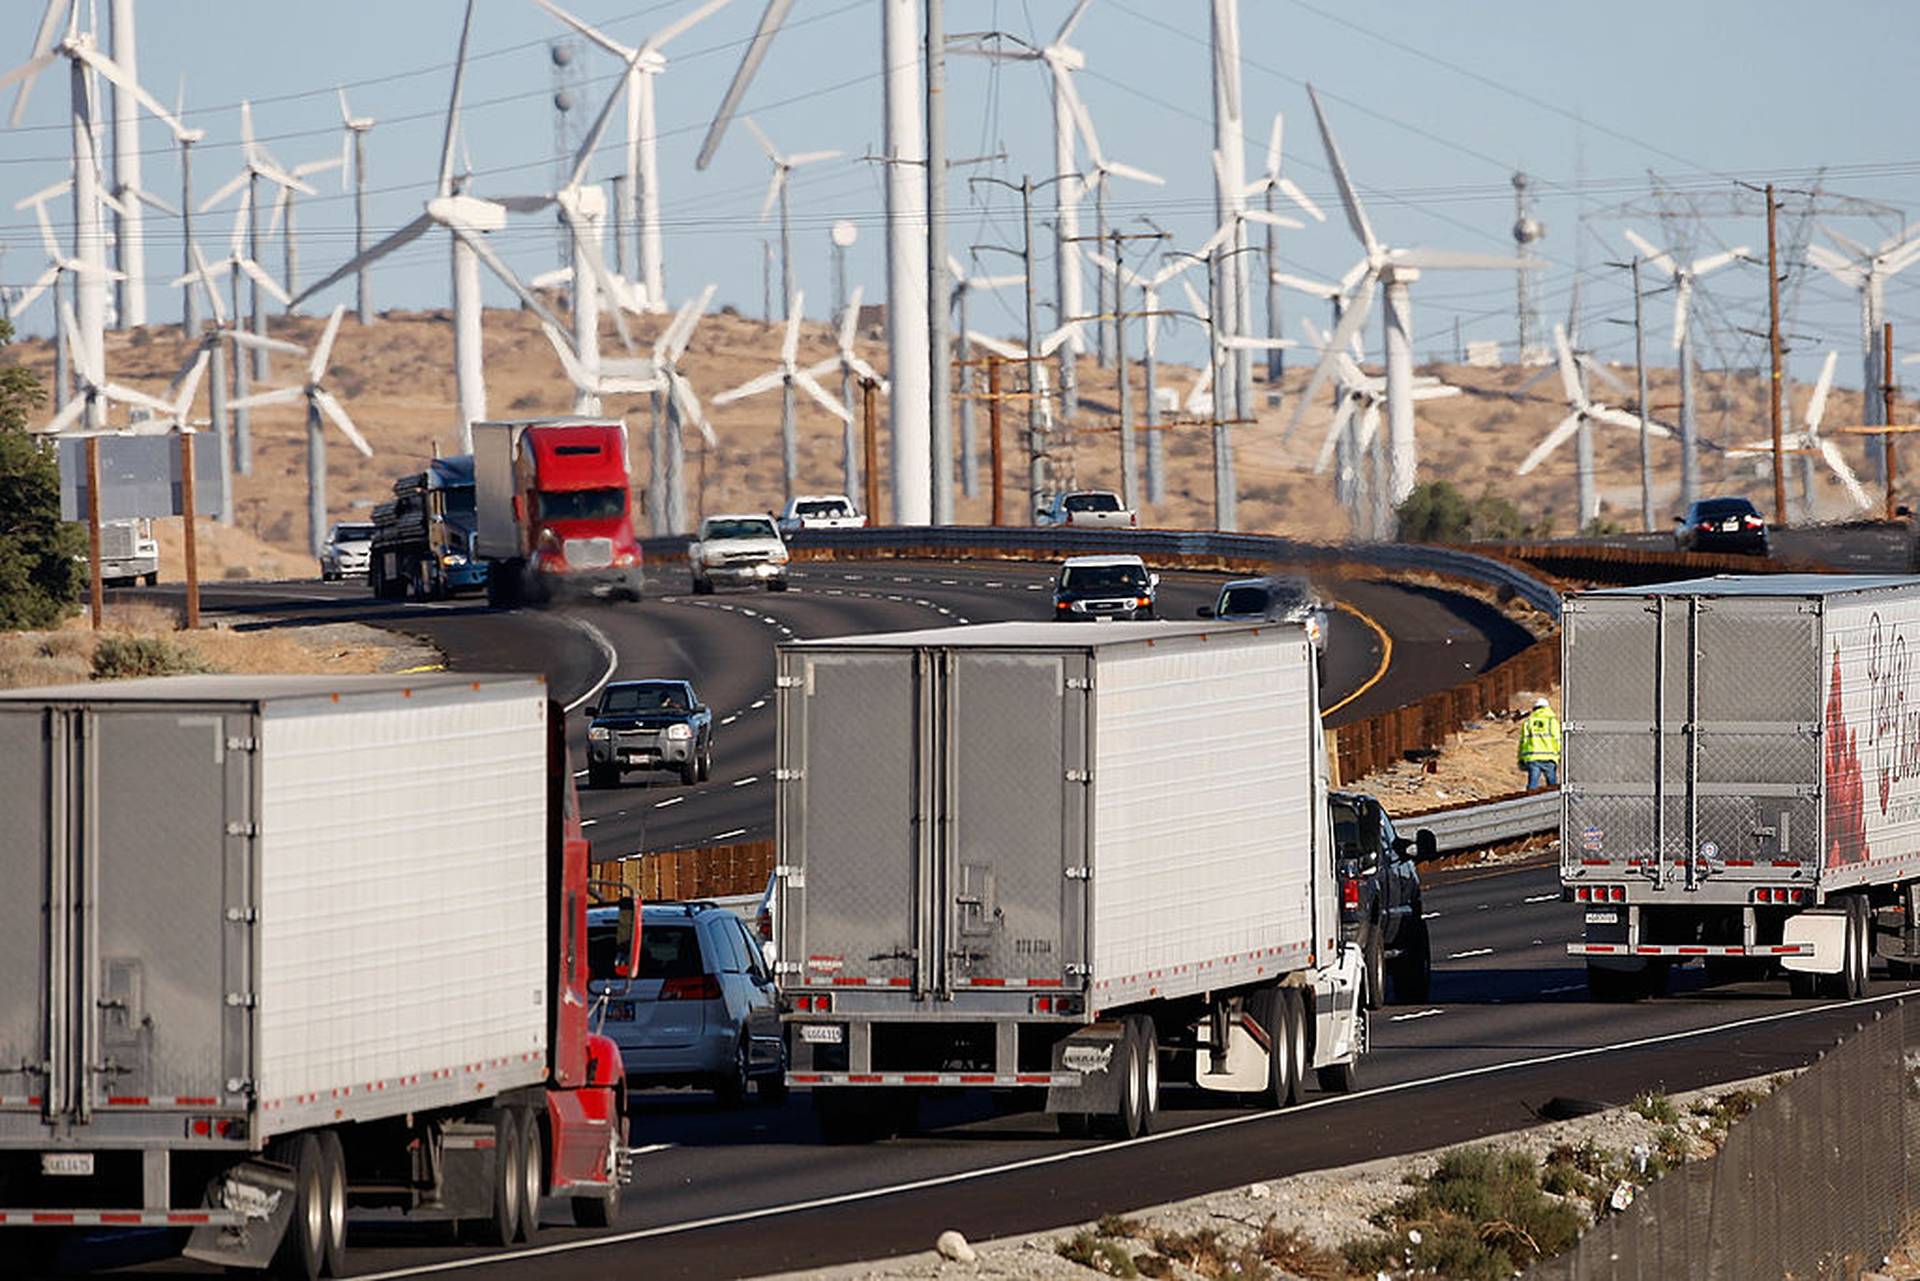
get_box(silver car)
[1202,575,1329,653]
[320,521,375,582]
[589,902,785,1105]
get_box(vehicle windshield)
[1695,499,1759,519]
[332,524,375,542]
[1063,492,1122,513]
[538,488,626,522]
[441,488,476,517]
[599,684,691,715]
[588,919,702,982]
[795,500,849,518]
[705,518,777,540]
[1062,563,1147,592]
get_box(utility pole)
[987,356,1005,525]
[925,0,953,524]
[85,437,102,630]
[1887,322,1900,521]
[862,376,883,523]
[1605,257,1657,532]
[1765,183,1787,526]
[610,174,627,277]
[180,429,200,629]
[1068,227,1168,509]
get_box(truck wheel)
[1829,897,1870,1000]
[515,1109,543,1242]
[571,1122,624,1228]
[1316,1003,1362,1094]
[268,1133,327,1281]
[1250,987,1296,1110]
[315,1130,348,1277]
[679,757,699,787]
[477,1110,523,1248]
[1092,1018,1154,1139]
[142,571,158,586]
[1390,917,1432,1004]
[1362,926,1386,1011]
[697,742,713,783]
[692,576,714,595]
[768,577,789,592]
[1280,989,1308,1107]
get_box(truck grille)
[564,537,614,569]
[722,550,768,564]
[101,525,137,560]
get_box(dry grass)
[8,304,1881,569]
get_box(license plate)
[1585,910,1620,925]
[799,1024,844,1045]
[42,1153,93,1177]
[1721,520,1740,532]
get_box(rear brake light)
[1752,887,1807,904]
[1341,879,1360,910]
[792,993,834,1013]
[660,975,722,1001]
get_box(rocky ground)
[756,1075,1787,1281]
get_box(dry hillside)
[9,300,1895,566]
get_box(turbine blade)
[1821,438,1873,510]
[533,0,635,59]
[291,212,433,307]
[713,369,785,403]
[1056,0,1095,42]
[1282,269,1376,441]
[1518,413,1585,475]
[199,170,248,214]
[1393,248,1535,271]
[1263,112,1283,180]
[1275,176,1325,223]
[758,169,783,223]
[227,385,306,411]
[1271,270,1342,299]
[795,369,852,423]
[225,330,306,357]
[446,220,568,334]
[309,304,347,382]
[649,0,735,51]
[70,43,188,139]
[1806,349,1838,432]
[1103,159,1164,187]
[314,386,373,456]
[540,320,591,387]
[1672,278,1690,351]
[1553,323,1583,407]
[786,149,842,167]
[965,330,1025,360]
[1304,84,1378,257]
[7,0,65,127]
[696,0,793,170]
[1313,394,1357,474]
[438,0,477,198]
[237,257,291,306]
[668,371,718,447]
[1623,228,1678,277]
[1688,248,1748,278]
[838,283,863,350]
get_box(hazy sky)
[4,0,1917,393]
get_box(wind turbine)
[178,184,290,475]
[809,284,888,498]
[1620,228,1747,511]
[1516,323,1674,528]
[697,0,931,524]
[1288,84,1538,508]
[647,285,719,535]
[334,89,377,324]
[200,101,316,379]
[294,0,567,453]
[1245,112,1325,394]
[1806,225,1920,478]
[947,258,1020,496]
[13,178,126,409]
[714,289,850,500]
[104,0,183,330]
[3,0,188,430]
[532,0,735,315]
[1068,87,1164,369]
[1090,249,1199,505]
[1727,349,1868,520]
[170,78,205,337]
[228,305,370,558]
[267,148,344,314]
[744,114,840,341]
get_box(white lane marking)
[984,581,1003,587]
[1448,948,1494,959]
[1522,894,1559,904]
[574,769,589,779]
[1025,583,1044,590]
[581,819,598,828]
[626,1143,673,1158]
[653,797,683,809]
[1421,911,1442,920]
[941,579,958,585]
[957,616,971,625]
[291,989,1920,1281]
[711,828,748,840]
[720,715,740,726]
[1541,984,1585,995]
[1390,1008,1445,1022]
[561,617,620,714]
[732,776,759,787]
[750,699,767,710]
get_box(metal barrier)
[1527,1000,1917,1280]
[644,526,1563,620]
[1408,790,1561,856]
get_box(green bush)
[1343,1146,1585,1280]
[0,320,82,630]
[1394,480,1553,544]
[92,633,212,680]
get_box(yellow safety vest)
[1518,708,1562,764]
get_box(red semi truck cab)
[475,418,644,605]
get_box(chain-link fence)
[1528,1000,1918,1280]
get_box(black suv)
[1331,791,1433,1007]
[586,679,714,788]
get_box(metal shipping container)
[1564,575,1920,983]
[774,619,1339,1025]
[0,674,551,1150]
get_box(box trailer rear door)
[941,648,1089,991]
[0,704,253,1136]
[1566,592,1821,890]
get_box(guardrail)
[643,525,1563,620]
[1404,789,1561,856]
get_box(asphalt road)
[86,556,1915,1279]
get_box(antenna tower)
[1513,172,1546,363]
[549,38,585,268]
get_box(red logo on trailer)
[1827,645,1870,868]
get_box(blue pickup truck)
[586,679,715,788]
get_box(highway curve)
[100,558,1914,1279]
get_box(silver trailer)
[1564,574,1920,1000]
[772,620,1365,1141]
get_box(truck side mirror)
[1149,573,1161,588]
[1195,605,1214,618]
[611,895,643,980]
[1416,829,1438,862]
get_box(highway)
[102,557,1916,1279]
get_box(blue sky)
[4,0,1918,392]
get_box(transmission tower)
[1513,172,1546,362]
[549,38,585,269]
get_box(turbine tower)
[1512,172,1545,362]
[337,89,376,323]
[1807,225,1920,484]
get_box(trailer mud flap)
[182,1159,297,1271]
[1045,1023,1126,1116]
[1781,910,1848,974]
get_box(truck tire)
[315,1129,348,1277]
[768,577,789,592]
[697,741,713,783]
[1362,926,1387,1010]
[758,1042,790,1105]
[268,1132,327,1281]
[1280,989,1308,1107]
[1095,1015,1157,1138]
[515,1108,543,1243]
[679,756,699,787]
[1828,896,1870,1000]
[1250,987,1296,1110]
[1389,916,1432,1004]
[476,1110,523,1248]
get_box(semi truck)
[0,674,639,1276]
[97,517,160,586]
[1563,574,1920,1000]
[474,418,644,606]
[368,454,489,600]
[770,620,1366,1142]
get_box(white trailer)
[772,620,1366,1141]
[1564,574,1920,1000]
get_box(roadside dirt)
[1354,683,1563,816]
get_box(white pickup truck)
[689,513,791,593]
[779,494,866,533]
[1035,489,1138,529]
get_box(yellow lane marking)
[1320,601,1393,718]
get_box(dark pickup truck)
[1332,790,1434,1007]
[586,679,714,788]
